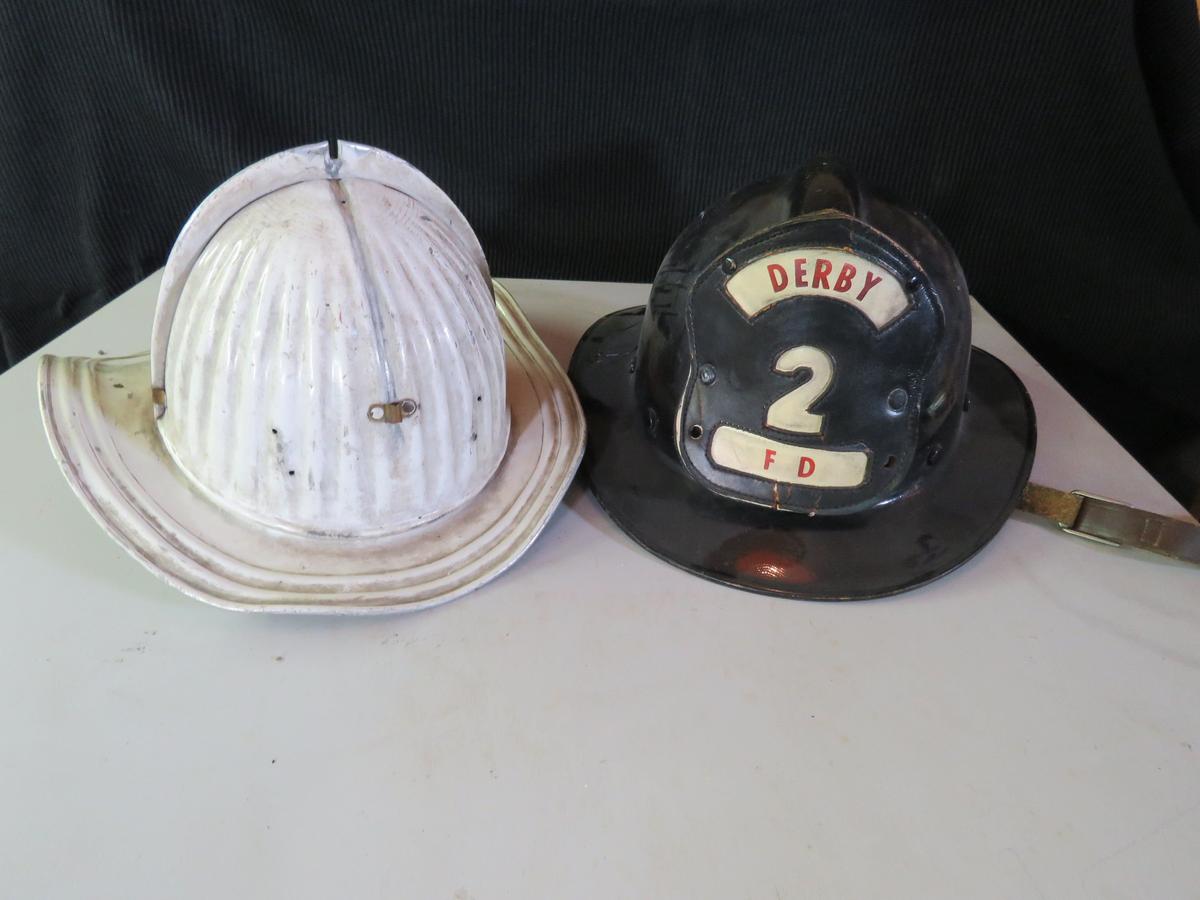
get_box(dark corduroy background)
[2,1,1198,508]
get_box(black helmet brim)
[569,306,1037,601]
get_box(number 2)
[765,345,834,434]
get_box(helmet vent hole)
[883,455,897,469]
[688,424,704,440]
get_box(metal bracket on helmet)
[367,400,419,424]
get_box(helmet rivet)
[907,275,921,290]
[647,407,659,434]
[699,364,717,385]
[926,391,948,418]
[887,387,907,412]
[963,395,972,412]
[927,444,943,465]
[721,257,737,274]
[688,424,704,440]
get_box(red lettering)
[763,448,777,471]
[813,259,832,290]
[834,262,856,293]
[767,264,788,293]
[797,456,816,478]
[856,271,883,301]
[794,258,808,287]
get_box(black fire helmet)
[568,162,1036,600]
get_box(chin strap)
[1019,483,1200,565]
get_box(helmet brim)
[38,282,584,614]
[569,306,1036,601]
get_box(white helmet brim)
[38,282,584,614]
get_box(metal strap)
[1019,483,1200,565]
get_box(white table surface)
[2,274,1197,900]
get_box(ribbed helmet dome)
[150,142,509,537]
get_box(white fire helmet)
[38,141,585,613]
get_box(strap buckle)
[1022,482,1200,565]
[1059,490,1128,548]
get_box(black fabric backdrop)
[2,1,1199,508]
